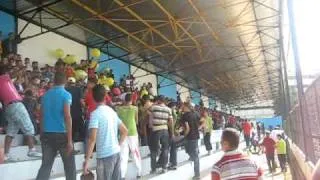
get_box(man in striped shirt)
[211,128,262,180]
[149,95,174,174]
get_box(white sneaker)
[28,149,42,157]
[4,154,13,162]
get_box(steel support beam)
[71,0,163,56]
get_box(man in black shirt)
[66,77,84,142]
[181,102,204,180]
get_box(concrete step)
[0,130,224,180]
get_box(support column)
[287,0,308,160]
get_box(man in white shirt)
[83,85,128,180]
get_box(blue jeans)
[96,153,121,180]
[36,133,76,180]
[186,139,200,178]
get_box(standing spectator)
[116,94,142,179]
[22,90,38,134]
[36,72,76,180]
[260,131,276,173]
[66,77,84,142]
[55,59,65,73]
[242,120,252,149]
[149,95,174,174]
[139,95,152,147]
[181,102,204,180]
[84,77,98,153]
[226,114,236,128]
[168,101,182,170]
[276,134,287,172]
[261,123,265,135]
[0,66,41,162]
[83,85,128,180]
[256,122,261,140]
[203,109,213,155]
[24,58,31,71]
[29,76,41,98]
[211,128,262,180]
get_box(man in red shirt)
[242,120,252,149]
[260,131,276,173]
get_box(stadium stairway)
[0,131,223,180]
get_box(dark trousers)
[96,153,121,180]
[169,138,177,166]
[266,153,276,172]
[72,115,84,142]
[36,133,76,180]
[150,130,169,170]
[186,139,200,178]
[204,133,212,151]
[278,154,287,171]
[244,134,251,148]
[84,120,89,154]
[140,135,148,146]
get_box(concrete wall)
[17,19,87,67]
[289,140,315,180]
[131,65,157,95]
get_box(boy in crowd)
[276,134,287,172]
[83,85,128,180]
[211,128,262,180]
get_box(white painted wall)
[201,95,209,107]
[131,66,157,95]
[176,84,190,102]
[17,19,87,67]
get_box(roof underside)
[0,0,282,107]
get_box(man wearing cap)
[260,131,276,173]
[66,77,84,142]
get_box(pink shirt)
[0,75,22,106]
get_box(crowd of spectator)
[0,52,257,180]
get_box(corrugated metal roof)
[0,0,282,107]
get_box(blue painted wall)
[89,50,130,83]
[257,116,283,129]
[0,11,15,40]
[158,76,176,100]
[0,11,15,39]
[191,90,201,105]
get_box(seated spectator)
[211,128,262,180]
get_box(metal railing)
[285,76,320,164]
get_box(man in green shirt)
[116,94,141,179]
[276,134,287,172]
[202,109,213,155]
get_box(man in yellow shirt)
[276,134,287,172]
